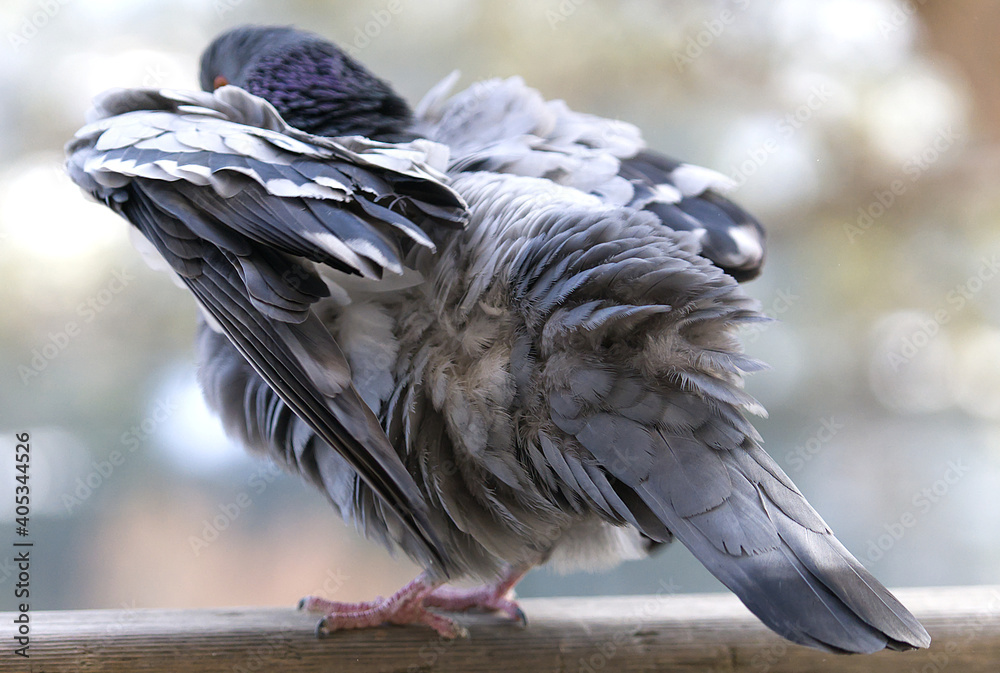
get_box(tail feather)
[763,491,931,650]
[634,443,931,653]
[548,378,930,653]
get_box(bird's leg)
[300,574,466,638]
[423,565,529,624]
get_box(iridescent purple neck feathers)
[200,26,413,141]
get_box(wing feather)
[66,85,470,572]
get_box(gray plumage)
[66,26,928,653]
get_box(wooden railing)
[2,585,998,672]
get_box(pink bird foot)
[423,568,528,625]
[299,567,528,638]
[299,575,466,638]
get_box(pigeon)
[66,25,930,652]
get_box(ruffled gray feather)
[415,73,765,280]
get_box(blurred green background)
[2,0,999,613]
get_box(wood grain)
[2,585,998,672]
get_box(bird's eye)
[213,75,228,89]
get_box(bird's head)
[199,25,413,140]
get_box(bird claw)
[512,604,528,627]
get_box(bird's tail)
[648,441,931,653]
[549,372,931,652]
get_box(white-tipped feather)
[670,163,737,196]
